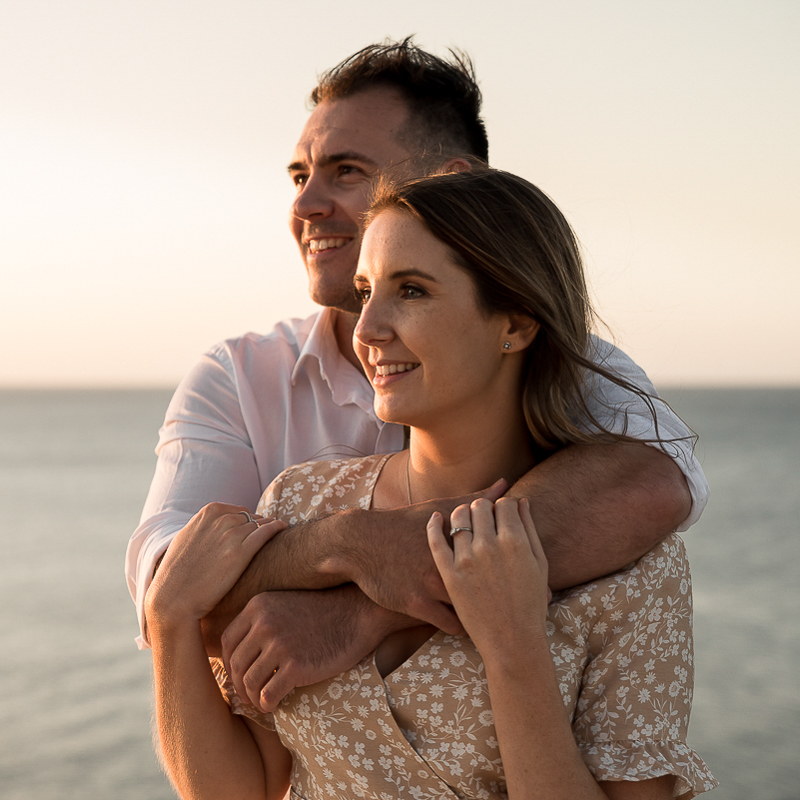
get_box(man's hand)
[324,479,509,634]
[220,585,416,712]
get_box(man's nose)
[291,173,334,222]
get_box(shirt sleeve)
[584,337,709,531]
[571,535,717,797]
[124,345,264,650]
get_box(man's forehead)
[289,90,412,168]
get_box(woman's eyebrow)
[353,269,439,284]
[390,269,440,283]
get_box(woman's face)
[354,209,516,431]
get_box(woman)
[146,168,716,799]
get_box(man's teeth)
[375,363,419,377]
[307,238,347,253]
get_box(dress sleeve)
[572,535,718,798]
[209,658,277,731]
[583,337,709,532]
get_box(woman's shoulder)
[256,453,392,523]
[555,533,690,604]
[549,534,692,645]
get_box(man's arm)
[126,347,268,649]
[210,439,690,712]
[206,437,690,636]
[510,441,690,589]
[208,339,705,620]
[204,480,509,642]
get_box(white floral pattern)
[214,455,717,799]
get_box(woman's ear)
[502,315,540,352]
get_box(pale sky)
[2,0,798,387]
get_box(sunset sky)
[2,0,798,387]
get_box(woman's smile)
[371,362,420,387]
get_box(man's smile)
[306,238,350,253]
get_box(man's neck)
[332,309,365,372]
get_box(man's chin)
[306,270,362,314]
[308,284,362,315]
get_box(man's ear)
[503,314,540,351]
[441,157,472,174]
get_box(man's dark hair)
[311,37,489,163]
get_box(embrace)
[127,41,717,800]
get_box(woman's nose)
[354,296,393,346]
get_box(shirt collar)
[292,308,376,413]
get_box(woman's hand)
[146,503,287,634]
[427,497,549,652]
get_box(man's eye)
[292,174,308,187]
[357,286,371,303]
[338,165,363,179]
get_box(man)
[127,40,707,708]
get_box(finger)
[519,498,547,565]
[427,512,454,576]
[259,665,296,713]
[493,496,527,543]
[242,519,287,550]
[448,503,474,546]
[243,655,280,710]
[417,599,465,637]
[475,478,509,503]
[519,498,550,598]
[467,497,498,546]
[222,620,259,703]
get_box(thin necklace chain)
[405,450,412,505]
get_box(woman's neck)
[404,415,535,504]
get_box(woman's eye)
[401,285,424,299]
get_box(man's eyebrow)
[287,151,379,173]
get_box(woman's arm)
[427,498,675,800]
[146,503,292,800]
[150,618,291,800]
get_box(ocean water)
[0,387,797,799]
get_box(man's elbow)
[635,445,692,533]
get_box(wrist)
[147,607,203,648]
[145,583,203,640]
[479,627,550,678]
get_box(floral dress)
[214,454,717,799]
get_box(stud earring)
[502,341,512,351]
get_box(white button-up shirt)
[125,308,708,648]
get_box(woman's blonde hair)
[365,167,681,454]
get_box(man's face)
[289,87,415,313]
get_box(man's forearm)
[513,442,691,590]
[210,440,691,635]
[207,510,362,634]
